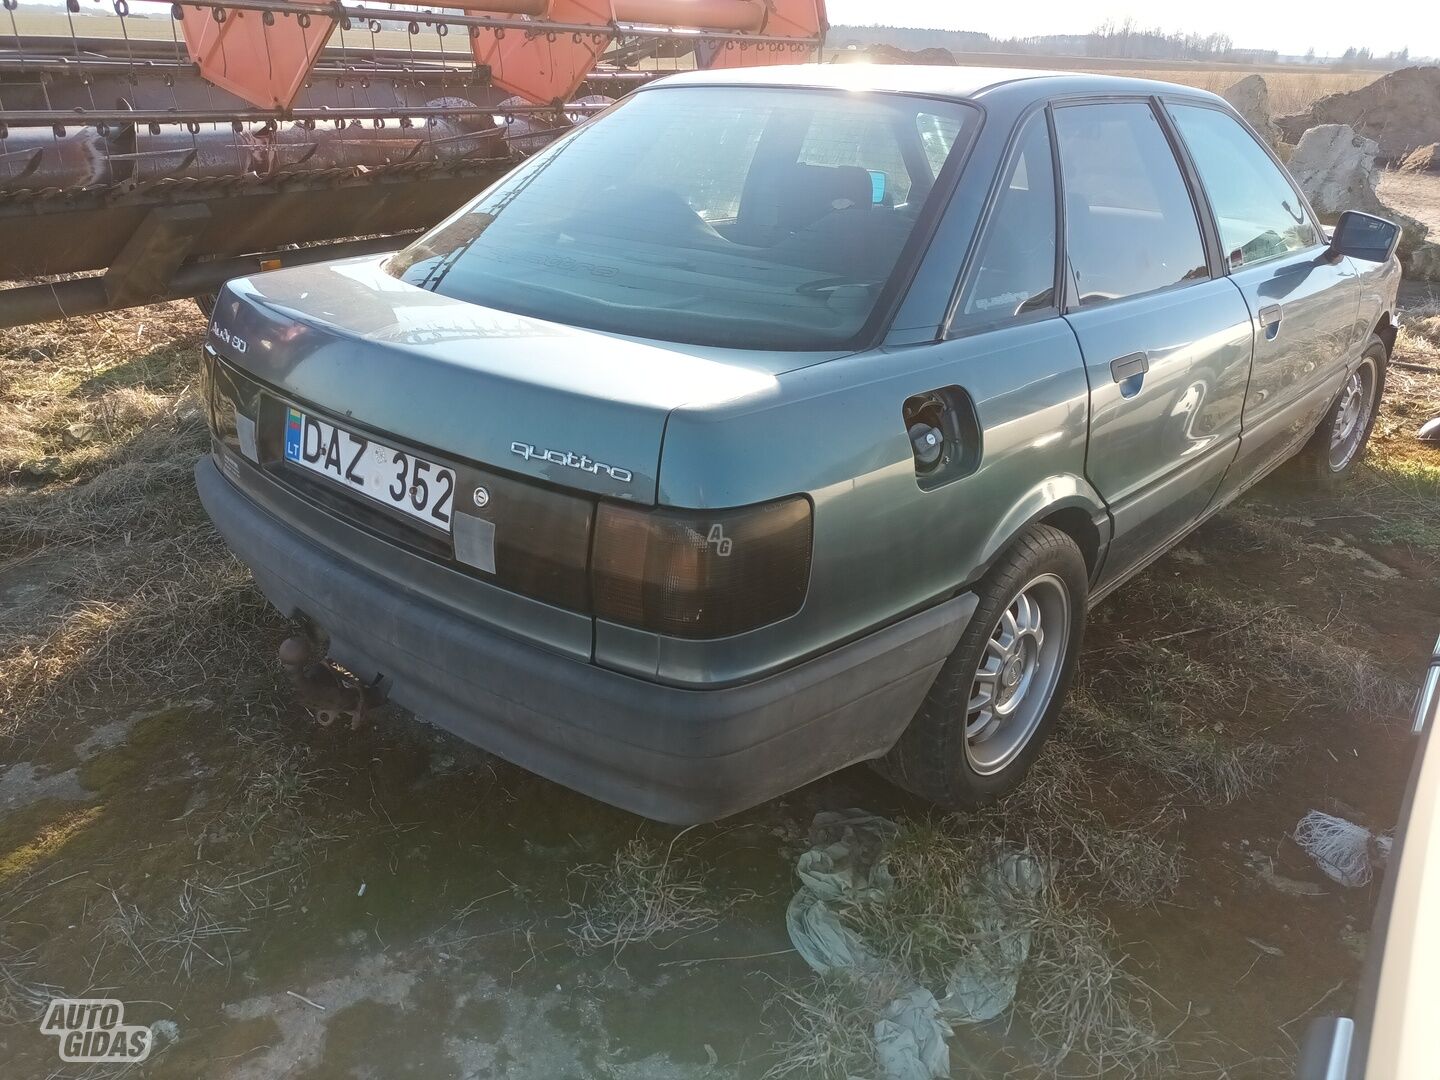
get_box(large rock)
[1223,74,1281,146]
[1408,242,1440,282]
[1288,124,1430,259]
[1276,66,1440,163]
[1399,143,1440,173]
[1288,124,1387,215]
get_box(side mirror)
[1327,210,1401,263]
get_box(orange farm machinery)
[0,0,826,326]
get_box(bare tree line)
[833,21,1434,67]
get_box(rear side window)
[386,87,978,351]
[954,111,1058,327]
[1169,103,1320,268]
[1053,102,1209,306]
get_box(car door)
[1166,101,1361,503]
[1052,101,1254,589]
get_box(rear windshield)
[387,86,977,350]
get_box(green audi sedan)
[196,64,1402,822]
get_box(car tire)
[1288,333,1387,486]
[873,524,1088,810]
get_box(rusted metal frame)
[171,0,825,47]
[0,54,482,82]
[0,103,601,128]
[0,44,506,123]
[4,34,448,63]
[0,154,511,278]
[0,52,653,83]
[0,150,509,205]
[102,203,212,307]
[4,34,700,72]
[0,233,414,329]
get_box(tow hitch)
[278,636,387,730]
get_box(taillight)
[591,497,812,639]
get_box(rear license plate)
[283,407,455,532]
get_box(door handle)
[1259,304,1283,340]
[1109,352,1149,383]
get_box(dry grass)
[1068,687,1286,806]
[894,53,1377,116]
[205,735,334,845]
[1062,567,1408,804]
[1383,307,1440,428]
[95,880,248,983]
[1113,576,1406,717]
[839,818,997,989]
[763,970,918,1080]
[1020,904,1172,1075]
[771,817,1174,1079]
[1403,301,1440,354]
[0,943,62,1026]
[963,744,1187,907]
[1064,636,1290,806]
[566,831,745,957]
[1106,69,1374,115]
[0,302,281,749]
[0,867,75,1024]
[85,717,343,983]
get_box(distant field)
[7,8,218,40]
[10,9,1380,115]
[1048,66,1374,115]
[833,48,1380,114]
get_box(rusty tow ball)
[277,636,387,731]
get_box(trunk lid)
[209,256,809,503]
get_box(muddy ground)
[1,289,1438,1079]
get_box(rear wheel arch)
[1287,331,1387,486]
[972,477,1108,589]
[1373,311,1397,357]
[1038,505,1102,581]
[876,521,1090,808]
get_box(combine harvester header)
[0,0,826,326]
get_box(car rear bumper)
[196,455,977,822]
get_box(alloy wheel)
[965,573,1071,776]
[1329,359,1376,472]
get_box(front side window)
[1169,103,1320,269]
[387,87,978,350]
[954,111,1058,327]
[1053,102,1209,306]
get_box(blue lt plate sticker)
[284,407,303,462]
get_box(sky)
[824,0,1440,59]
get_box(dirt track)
[1380,169,1440,235]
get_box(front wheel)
[873,524,1088,810]
[1288,334,1387,486]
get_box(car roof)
[645,63,1227,108]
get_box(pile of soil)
[856,43,957,66]
[1277,66,1440,162]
